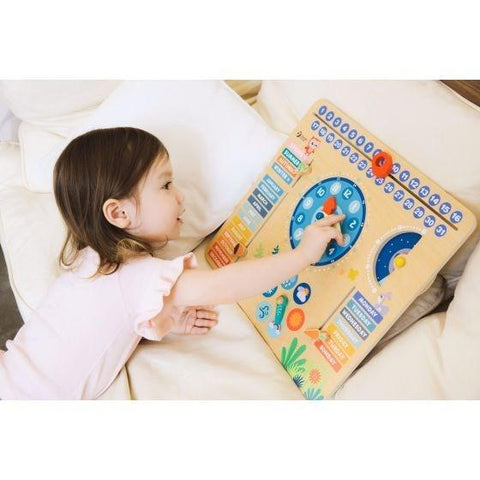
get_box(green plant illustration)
[292,374,305,388]
[281,337,307,375]
[304,388,324,400]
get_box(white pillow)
[26,80,286,258]
[0,80,121,192]
[256,80,480,297]
[0,141,23,188]
[0,105,20,142]
[0,80,120,132]
[18,120,86,191]
[0,142,65,321]
[335,239,480,400]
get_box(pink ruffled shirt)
[0,247,197,400]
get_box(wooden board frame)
[206,99,477,399]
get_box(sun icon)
[286,308,305,331]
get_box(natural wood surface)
[441,80,480,107]
[227,80,480,108]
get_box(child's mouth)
[177,209,185,224]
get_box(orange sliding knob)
[372,151,393,178]
[323,196,337,215]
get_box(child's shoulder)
[118,250,198,288]
[66,247,197,285]
[67,247,154,277]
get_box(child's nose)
[176,188,184,203]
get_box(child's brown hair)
[53,127,169,276]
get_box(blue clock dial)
[289,177,366,266]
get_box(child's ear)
[102,198,131,229]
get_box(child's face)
[129,155,185,244]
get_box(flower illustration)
[308,369,321,385]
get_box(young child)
[0,127,344,400]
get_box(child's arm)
[170,214,345,307]
[171,249,309,306]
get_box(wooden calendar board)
[206,100,477,400]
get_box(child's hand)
[170,305,218,335]
[297,214,345,264]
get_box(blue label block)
[353,291,383,324]
[238,206,259,231]
[248,195,268,218]
[253,188,273,211]
[264,174,284,197]
[346,300,376,332]
[272,163,293,185]
[334,317,361,348]
[282,147,302,169]
[258,181,278,204]
[243,203,263,225]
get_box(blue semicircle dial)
[375,231,422,284]
[289,177,366,266]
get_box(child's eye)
[163,181,173,190]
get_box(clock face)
[289,177,366,266]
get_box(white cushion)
[256,80,480,297]
[0,80,120,131]
[0,105,20,143]
[0,141,23,188]
[17,112,94,191]
[0,80,121,192]
[335,238,480,399]
[0,142,65,321]
[19,80,286,258]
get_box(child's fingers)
[191,326,211,335]
[191,305,217,312]
[196,309,218,320]
[194,318,218,328]
[313,214,345,227]
[325,226,344,245]
[183,309,197,335]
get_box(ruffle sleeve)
[118,252,198,341]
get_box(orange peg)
[372,151,393,178]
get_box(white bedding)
[0,105,20,142]
[2,80,480,400]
